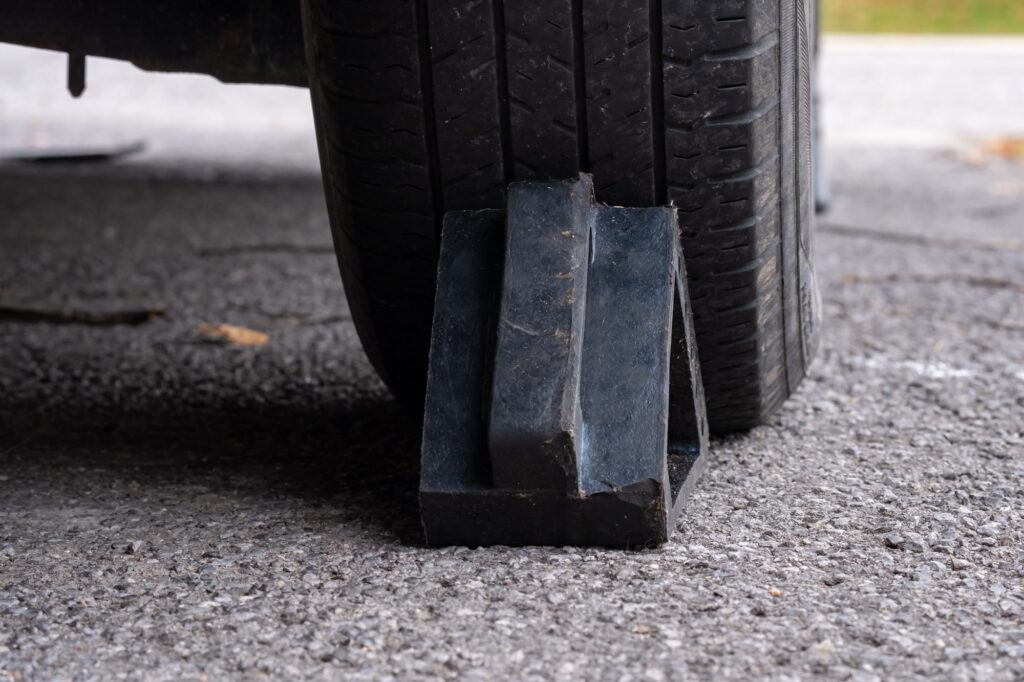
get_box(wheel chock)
[419,175,708,547]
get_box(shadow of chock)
[0,395,425,544]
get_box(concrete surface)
[822,35,1024,147]
[1,37,1023,681]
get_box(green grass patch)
[823,0,1024,34]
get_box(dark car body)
[1,1,307,86]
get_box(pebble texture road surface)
[1,38,1023,681]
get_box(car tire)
[300,0,820,432]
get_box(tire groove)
[493,0,515,185]
[705,96,779,127]
[704,30,779,61]
[416,0,444,232]
[650,0,667,205]
[570,0,590,170]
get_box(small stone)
[810,639,836,659]
[547,592,565,605]
[977,523,1000,537]
[903,533,930,553]
[951,558,971,570]
[126,540,143,554]
[911,567,932,584]
[850,671,882,682]
[884,533,905,549]
[823,574,847,586]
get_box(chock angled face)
[420,174,708,548]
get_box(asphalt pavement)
[1,37,1023,681]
